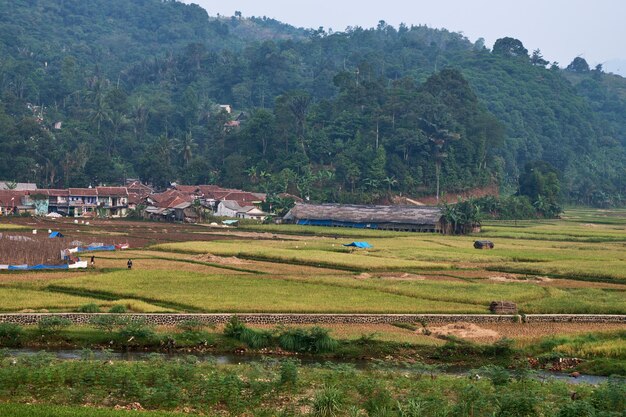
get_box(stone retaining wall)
[0,313,624,326]
[523,314,626,323]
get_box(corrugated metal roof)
[284,203,442,225]
[0,182,37,191]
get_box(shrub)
[278,327,338,353]
[38,316,72,334]
[496,393,539,417]
[116,320,157,347]
[486,338,515,357]
[177,319,207,333]
[108,305,127,313]
[362,385,394,417]
[224,317,273,349]
[90,315,127,333]
[475,365,510,386]
[312,386,343,417]
[0,323,22,347]
[557,401,597,417]
[279,359,299,386]
[78,303,100,313]
[224,316,246,339]
[239,328,273,349]
[590,377,626,413]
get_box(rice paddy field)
[0,208,624,318]
[0,209,626,314]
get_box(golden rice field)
[0,208,624,316]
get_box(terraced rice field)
[0,208,624,317]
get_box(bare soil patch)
[193,253,249,265]
[488,275,552,284]
[429,322,501,342]
[355,272,464,282]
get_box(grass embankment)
[2,317,625,374]
[0,351,624,417]
[522,330,626,376]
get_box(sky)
[184,0,626,75]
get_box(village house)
[0,191,24,215]
[96,187,129,217]
[68,188,98,217]
[215,200,243,218]
[236,206,268,221]
[45,189,70,215]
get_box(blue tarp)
[76,245,116,252]
[343,241,373,249]
[48,231,64,238]
[7,264,69,270]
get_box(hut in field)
[489,301,517,314]
[283,203,444,233]
[474,240,494,249]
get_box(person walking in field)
[90,255,95,268]
[127,259,133,269]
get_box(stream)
[2,348,611,385]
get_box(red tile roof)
[96,187,128,196]
[127,181,154,193]
[69,188,98,196]
[150,190,193,208]
[42,189,70,197]
[0,190,27,207]
[174,185,200,193]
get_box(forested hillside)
[0,0,624,206]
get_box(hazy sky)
[184,0,626,75]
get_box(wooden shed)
[489,301,517,314]
[283,203,444,233]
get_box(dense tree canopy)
[0,0,624,206]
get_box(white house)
[215,200,243,218]
[236,206,268,221]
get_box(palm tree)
[179,131,196,168]
[246,166,259,184]
[155,134,174,169]
[383,176,398,192]
[363,178,379,190]
[89,94,111,135]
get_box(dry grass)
[0,233,72,265]
[250,323,445,345]
[483,322,626,345]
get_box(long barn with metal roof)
[283,203,443,233]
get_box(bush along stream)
[0,318,624,377]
